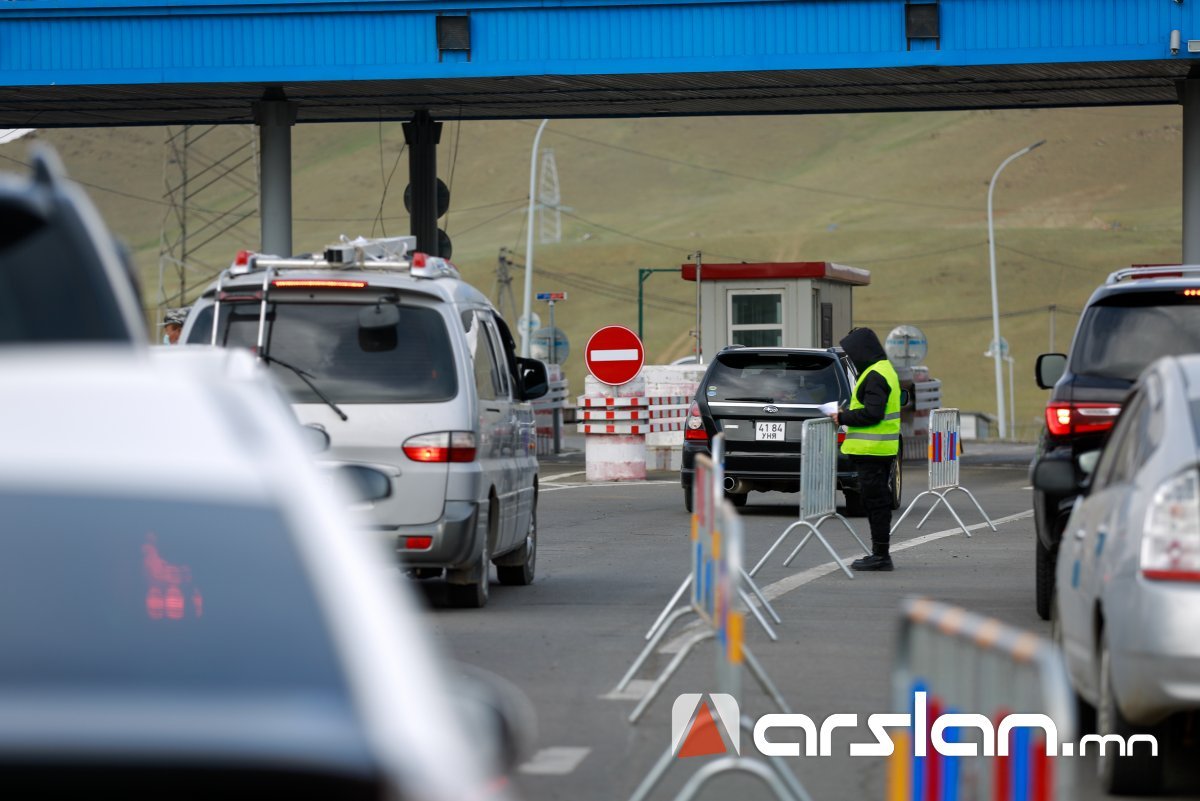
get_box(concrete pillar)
[403,110,442,254]
[1185,80,1200,263]
[253,92,298,257]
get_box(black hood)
[839,327,888,373]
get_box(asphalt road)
[418,448,1197,801]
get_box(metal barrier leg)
[629,630,715,724]
[741,569,782,624]
[950,486,998,531]
[914,491,949,529]
[749,520,805,577]
[739,716,815,801]
[645,574,692,641]
[830,512,870,555]
[626,744,676,801]
[617,606,696,692]
[742,645,792,714]
[780,520,854,580]
[672,757,801,801]
[890,489,933,534]
[737,587,778,641]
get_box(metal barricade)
[889,598,1076,801]
[891,408,995,538]
[750,417,869,580]
[626,498,809,801]
[617,434,782,704]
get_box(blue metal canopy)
[1,0,1196,125]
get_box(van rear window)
[189,302,457,403]
[1071,293,1200,382]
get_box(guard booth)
[680,262,870,360]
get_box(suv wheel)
[683,487,694,513]
[447,503,494,609]
[1097,630,1164,794]
[1035,536,1055,621]
[497,504,537,586]
[889,452,903,510]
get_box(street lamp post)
[521,119,549,358]
[987,139,1045,440]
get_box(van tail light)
[1141,468,1200,581]
[1044,402,1121,438]
[403,432,477,463]
[684,401,708,441]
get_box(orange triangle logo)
[676,702,729,758]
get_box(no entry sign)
[585,325,645,386]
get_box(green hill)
[6,105,1182,439]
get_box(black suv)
[1032,266,1200,619]
[680,346,902,512]
[0,146,145,344]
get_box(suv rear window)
[1071,292,1200,382]
[0,492,347,698]
[707,351,843,404]
[189,301,457,403]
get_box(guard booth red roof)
[680,261,870,285]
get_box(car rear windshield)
[707,352,843,404]
[1071,292,1200,382]
[0,492,348,697]
[189,301,457,403]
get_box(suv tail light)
[684,401,708,441]
[1141,468,1200,581]
[1044,402,1121,438]
[403,432,477,463]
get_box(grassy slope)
[6,105,1181,438]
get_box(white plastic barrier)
[888,598,1076,801]
[577,380,691,481]
[749,417,869,580]
[891,408,995,538]
[643,364,705,471]
[531,364,568,456]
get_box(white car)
[0,346,518,800]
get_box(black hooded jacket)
[838,327,894,429]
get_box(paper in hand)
[818,401,839,416]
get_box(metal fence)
[750,417,869,580]
[892,408,995,538]
[889,598,1076,801]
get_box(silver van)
[182,236,548,608]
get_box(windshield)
[189,301,457,404]
[1071,293,1200,382]
[0,492,348,697]
[706,352,844,404]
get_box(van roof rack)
[1106,265,1200,284]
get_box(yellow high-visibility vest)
[841,360,901,457]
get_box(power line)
[558,209,762,263]
[859,305,1080,328]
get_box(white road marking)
[653,510,1034,655]
[598,679,654,701]
[542,470,587,482]
[542,480,678,493]
[589,348,639,361]
[518,746,592,776]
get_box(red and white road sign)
[585,325,645,386]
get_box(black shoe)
[850,554,894,572]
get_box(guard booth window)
[728,290,783,347]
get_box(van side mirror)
[1036,353,1067,390]
[515,357,549,401]
[1032,459,1079,495]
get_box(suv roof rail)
[1106,264,1200,284]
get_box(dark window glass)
[731,294,781,326]
[189,302,457,403]
[707,352,843,404]
[1071,293,1200,382]
[0,493,348,697]
[731,329,783,347]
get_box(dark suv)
[1032,265,1200,619]
[680,346,902,512]
[0,146,145,344]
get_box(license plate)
[755,421,787,441]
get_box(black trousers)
[852,455,894,555]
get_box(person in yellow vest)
[831,327,901,572]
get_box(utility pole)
[494,247,518,322]
[689,251,703,364]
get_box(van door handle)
[485,406,501,413]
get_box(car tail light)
[403,432,477,463]
[1044,402,1121,438]
[1141,468,1200,581]
[684,401,708,441]
[272,279,368,289]
[403,536,433,550]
